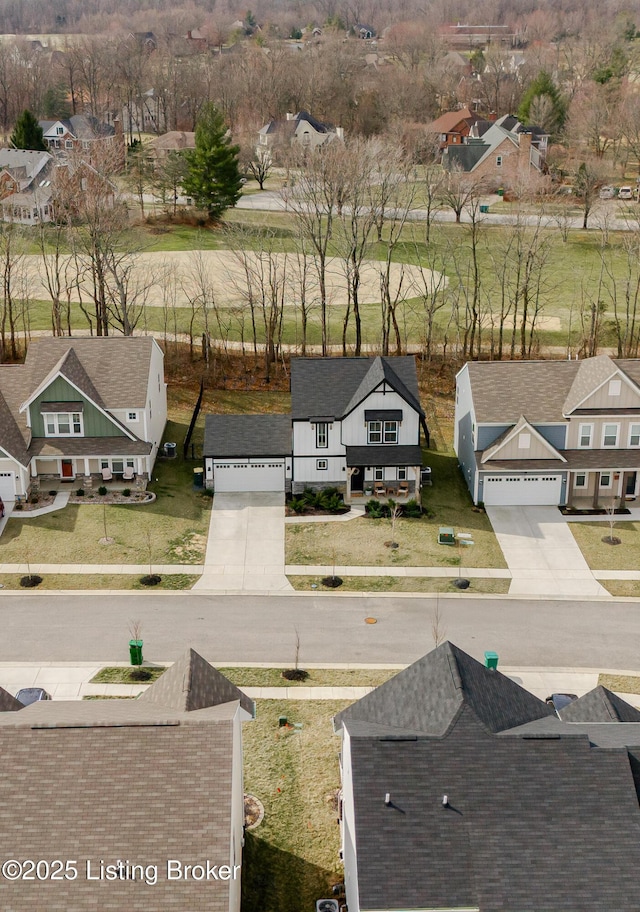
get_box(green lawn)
[288,575,510,593]
[601,580,640,598]
[0,573,197,589]
[599,673,640,693]
[91,666,167,684]
[242,700,348,912]
[569,521,640,570]
[221,667,398,687]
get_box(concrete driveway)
[486,505,608,597]
[193,492,293,592]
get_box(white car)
[599,186,615,199]
[618,186,633,200]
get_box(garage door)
[0,471,16,502]
[214,461,285,492]
[483,474,562,506]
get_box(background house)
[39,114,123,166]
[256,111,343,164]
[455,355,640,507]
[334,641,640,912]
[0,648,254,912]
[0,148,54,224]
[426,106,474,152]
[0,336,166,502]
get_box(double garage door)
[483,474,562,506]
[0,471,15,502]
[214,460,285,493]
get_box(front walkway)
[193,492,293,592]
[486,505,609,597]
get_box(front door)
[61,459,74,479]
[350,467,364,493]
[626,471,637,496]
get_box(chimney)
[519,131,532,154]
[286,112,295,121]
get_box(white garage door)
[0,471,16,502]
[214,461,285,492]
[483,474,562,506]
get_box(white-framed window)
[368,420,382,444]
[101,457,135,473]
[56,126,64,135]
[574,472,587,488]
[369,420,399,444]
[383,421,398,443]
[374,467,384,481]
[602,423,619,447]
[397,466,407,480]
[518,433,531,449]
[127,411,138,422]
[496,155,502,167]
[43,411,83,437]
[65,140,73,149]
[316,459,328,470]
[316,422,328,448]
[578,424,593,448]
[630,423,640,447]
[600,472,612,488]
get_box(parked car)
[618,186,633,200]
[599,186,615,199]
[545,693,577,714]
[15,687,51,705]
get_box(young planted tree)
[10,108,46,151]
[183,103,243,221]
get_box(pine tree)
[517,71,566,138]
[10,109,47,151]
[183,104,242,221]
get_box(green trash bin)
[129,639,143,666]
[497,187,504,197]
[193,467,204,488]
[484,650,499,670]
[480,204,489,214]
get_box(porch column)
[84,458,90,476]
[592,472,600,509]
[616,471,624,510]
[566,471,574,509]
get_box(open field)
[242,699,347,912]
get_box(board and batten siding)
[341,390,419,446]
[454,364,478,500]
[144,339,168,467]
[29,377,126,438]
[292,420,345,457]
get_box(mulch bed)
[560,506,631,516]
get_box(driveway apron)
[486,505,609,597]
[194,492,292,591]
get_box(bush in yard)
[365,499,387,518]
[403,499,423,518]
[289,496,309,514]
[30,494,39,505]
[76,488,85,497]
[98,486,107,495]
[122,488,131,497]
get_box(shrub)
[30,495,39,505]
[98,486,107,496]
[365,499,390,518]
[122,488,131,497]
[14,502,23,511]
[289,496,309,514]
[325,493,346,514]
[75,488,85,497]
[403,499,423,518]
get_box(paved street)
[0,590,636,670]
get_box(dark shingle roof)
[203,414,291,458]
[334,642,554,736]
[291,357,423,420]
[139,647,254,717]
[560,686,640,723]
[0,685,23,712]
[346,445,422,466]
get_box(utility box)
[438,526,456,545]
[484,651,499,670]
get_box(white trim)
[601,422,619,448]
[574,471,587,488]
[564,366,640,415]
[43,410,84,437]
[599,471,612,488]
[481,416,565,463]
[629,423,640,447]
[578,423,593,449]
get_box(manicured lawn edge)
[288,575,510,593]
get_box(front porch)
[348,482,418,505]
[31,475,148,494]
[566,468,638,511]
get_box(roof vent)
[442,795,449,808]
[384,793,391,806]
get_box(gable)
[570,369,640,412]
[28,377,127,438]
[481,417,565,463]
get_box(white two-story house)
[0,337,166,501]
[203,356,428,501]
[454,355,640,508]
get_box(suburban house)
[0,336,166,502]
[334,641,640,912]
[203,356,428,501]
[0,648,254,911]
[148,130,196,160]
[442,113,549,189]
[39,114,123,164]
[426,106,474,151]
[0,148,54,224]
[454,355,640,507]
[256,111,344,163]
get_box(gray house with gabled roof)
[203,356,428,500]
[334,641,640,912]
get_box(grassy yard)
[242,699,348,912]
[0,573,197,589]
[91,666,167,684]
[569,521,640,570]
[601,580,640,598]
[88,665,398,687]
[288,575,510,593]
[599,673,640,693]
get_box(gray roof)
[466,358,640,424]
[346,444,422,466]
[335,641,554,736]
[29,437,151,457]
[139,647,254,717]
[560,686,640,723]
[563,354,619,414]
[478,448,640,471]
[291,357,423,421]
[203,414,291,458]
[0,685,22,712]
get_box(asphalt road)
[0,591,637,670]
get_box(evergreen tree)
[517,71,566,138]
[183,104,242,221]
[10,109,47,151]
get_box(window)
[127,411,138,422]
[65,140,73,149]
[374,467,384,481]
[496,155,502,167]
[600,472,612,488]
[369,420,398,444]
[609,378,621,396]
[518,433,531,449]
[368,420,382,443]
[602,423,619,447]
[56,126,64,135]
[578,424,593,448]
[383,421,398,443]
[397,467,407,480]
[630,423,640,447]
[43,412,82,437]
[316,422,328,448]
[316,459,328,470]
[575,473,587,488]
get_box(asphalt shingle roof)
[291,357,423,421]
[560,686,640,723]
[203,414,291,458]
[346,445,423,466]
[0,685,22,712]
